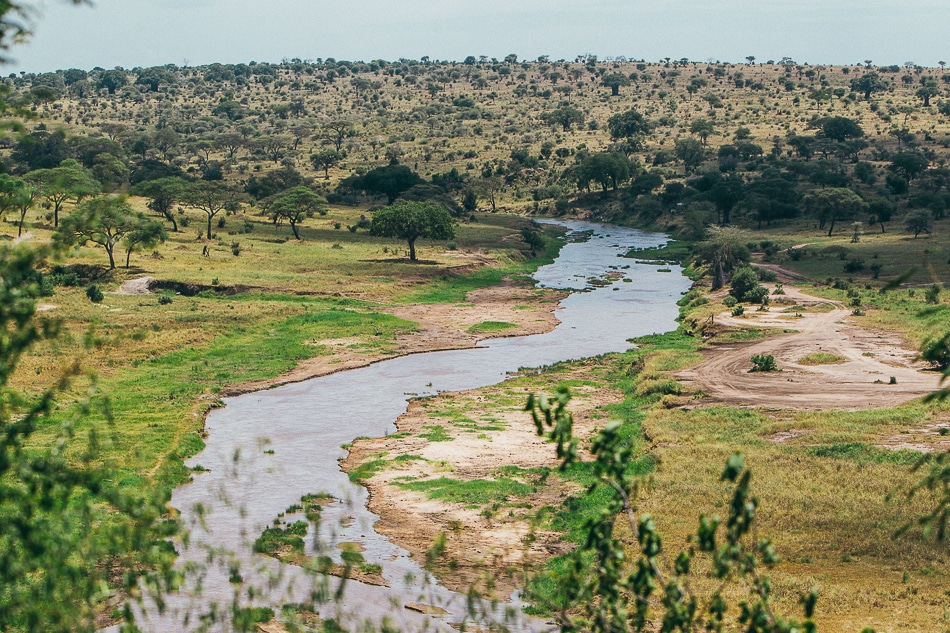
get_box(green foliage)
[749,354,778,372]
[370,200,455,261]
[0,244,176,632]
[253,521,308,556]
[524,389,818,632]
[729,266,767,303]
[85,283,103,303]
[396,476,534,506]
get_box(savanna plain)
[4,54,950,632]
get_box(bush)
[749,354,778,372]
[926,284,941,305]
[754,266,778,282]
[723,295,738,308]
[158,294,173,305]
[728,266,762,302]
[844,258,865,273]
[731,305,745,316]
[85,284,103,303]
[744,285,770,304]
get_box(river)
[130,219,692,632]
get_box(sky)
[9,0,950,73]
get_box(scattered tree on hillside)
[539,106,585,132]
[601,72,631,96]
[310,148,343,180]
[850,71,887,99]
[344,164,424,203]
[318,121,356,152]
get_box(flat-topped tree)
[601,72,631,96]
[370,200,455,261]
[267,186,327,239]
[24,161,100,227]
[183,180,242,239]
[57,196,162,269]
[130,176,190,232]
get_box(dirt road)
[676,286,941,409]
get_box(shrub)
[731,305,745,316]
[744,285,770,304]
[926,283,941,305]
[728,266,763,302]
[85,284,103,303]
[157,295,173,305]
[749,354,778,372]
[844,258,865,273]
[754,266,778,282]
[723,295,738,308]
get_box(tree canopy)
[370,200,455,261]
[344,164,424,203]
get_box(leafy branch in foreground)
[525,387,818,633]
[0,244,177,632]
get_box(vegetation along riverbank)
[4,48,950,631]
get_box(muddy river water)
[131,220,692,632]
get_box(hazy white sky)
[10,0,950,73]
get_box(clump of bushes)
[85,284,103,303]
[749,354,778,372]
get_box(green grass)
[803,442,921,465]
[395,476,534,506]
[419,425,453,442]
[253,521,308,556]
[466,321,517,334]
[347,457,389,483]
[799,352,845,365]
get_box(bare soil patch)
[676,285,941,409]
[340,371,617,596]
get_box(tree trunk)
[827,216,836,237]
[207,214,213,239]
[126,248,132,268]
[291,221,301,239]
[408,238,417,261]
[106,246,116,269]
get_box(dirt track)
[676,286,941,409]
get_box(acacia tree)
[268,186,326,239]
[540,106,585,132]
[130,176,190,232]
[803,187,868,237]
[370,200,455,261]
[24,161,100,227]
[601,72,631,96]
[122,219,167,267]
[318,121,355,151]
[57,196,155,269]
[184,180,241,239]
[310,148,343,180]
